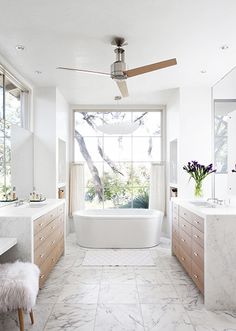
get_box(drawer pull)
[40,223,44,227]
[193,235,199,239]
[182,224,186,227]
[193,274,198,279]
[40,274,45,279]
[181,238,185,242]
[40,236,45,241]
[193,252,198,256]
[181,257,185,261]
[51,240,56,245]
[51,226,56,230]
[194,220,200,224]
[40,253,45,258]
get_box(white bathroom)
[1,1,236,331]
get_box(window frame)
[72,108,166,209]
[0,64,30,129]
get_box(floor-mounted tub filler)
[73,208,163,248]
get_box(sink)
[16,203,48,209]
[190,201,217,208]
[26,203,47,208]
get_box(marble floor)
[1,233,236,331]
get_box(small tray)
[29,198,46,203]
[0,198,18,202]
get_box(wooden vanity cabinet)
[172,203,204,294]
[34,205,65,288]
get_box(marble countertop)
[172,198,236,217]
[0,237,17,255]
[0,199,65,221]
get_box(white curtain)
[149,163,165,212]
[69,163,85,216]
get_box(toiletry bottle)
[32,187,36,200]
[12,187,16,200]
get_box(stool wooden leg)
[18,308,24,331]
[29,309,34,324]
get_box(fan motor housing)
[111,61,127,80]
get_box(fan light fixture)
[96,121,139,135]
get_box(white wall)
[56,89,70,233]
[11,125,34,199]
[178,86,212,199]
[34,87,70,201]
[34,87,57,198]
[165,88,180,236]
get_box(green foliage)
[85,164,150,208]
[121,191,149,209]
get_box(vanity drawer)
[173,203,179,216]
[179,216,191,236]
[46,207,58,223]
[34,214,49,235]
[179,246,191,275]
[34,215,64,249]
[173,213,178,227]
[179,228,191,253]
[192,226,204,248]
[57,204,64,216]
[39,238,64,287]
[172,237,179,257]
[34,224,64,266]
[190,214,204,232]
[192,241,204,270]
[191,261,204,294]
[172,222,179,240]
[179,207,204,232]
[179,206,192,222]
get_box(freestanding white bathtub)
[73,208,164,248]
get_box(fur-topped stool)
[0,261,40,331]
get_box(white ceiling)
[0,0,236,105]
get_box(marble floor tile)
[138,284,180,304]
[94,304,144,331]
[66,267,102,285]
[135,268,171,285]
[101,267,136,284]
[0,303,54,331]
[58,284,99,304]
[174,284,204,309]
[44,304,97,331]
[37,285,62,303]
[168,270,193,285]
[186,308,236,331]
[141,303,195,331]
[99,283,139,304]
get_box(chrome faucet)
[14,200,24,207]
[207,198,224,205]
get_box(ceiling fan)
[57,37,177,98]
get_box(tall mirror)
[213,67,236,200]
[0,68,33,203]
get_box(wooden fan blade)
[56,66,110,76]
[116,80,129,98]
[124,58,177,78]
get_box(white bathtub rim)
[73,208,164,219]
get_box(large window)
[74,111,163,209]
[0,69,28,127]
[0,68,29,199]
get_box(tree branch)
[97,139,124,176]
[74,129,103,201]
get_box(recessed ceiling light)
[34,70,42,75]
[200,69,207,74]
[220,44,229,50]
[15,44,25,51]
